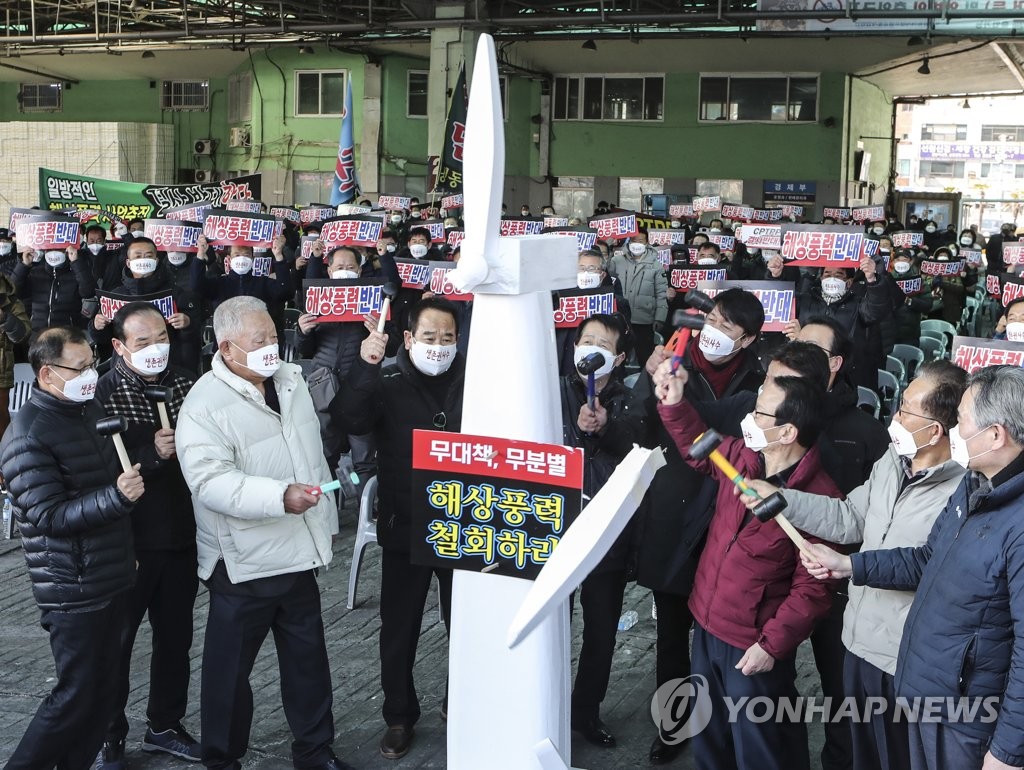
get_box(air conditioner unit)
[194,139,214,156]
[193,169,217,183]
[229,127,251,148]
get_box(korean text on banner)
[697,280,795,332]
[303,279,392,323]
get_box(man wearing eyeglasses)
[0,326,144,770]
[330,296,465,761]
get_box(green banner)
[38,168,262,229]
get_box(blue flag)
[330,79,360,206]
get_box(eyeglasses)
[897,402,937,423]
[578,266,603,274]
[433,412,447,429]
[754,410,777,420]
[50,361,97,375]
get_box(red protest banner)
[97,289,176,321]
[721,204,753,221]
[447,229,465,250]
[1003,243,1024,265]
[587,211,638,240]
[822,207,852,220]
[394,258,433,289]
[552,288,617,328]
[952,336,1024,373]
[144,219,201,253]
[441,194,464,209]
[300,206,336,224]
[15,216,80,250]
[852,205,884,222]
[378,195,411,211]
[697,280,796,332]
[670,266,727,290]
[693,196,721,214]
[500,218,545,237]
[736,224,782,249]
[780,224,866,268]
[202,210,280,247]
[647,230,689,246]
[164,202,213,222]
[669,203,695,218]
[919,259,965,277]
[303,279,392,323]
[319,215,383,247]
[269,206,301,223]
[226,199,264,213]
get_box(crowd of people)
[0,197,1023,770]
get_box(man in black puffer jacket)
[0,326,144,770]
[560,313,647,749]
[13,243,96,341]
[329,297,464,762]
[806,364,1024,770]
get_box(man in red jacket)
[653,362,843,770]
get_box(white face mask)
[32,251,43,263]
[230,256,253,275]
[87,243,105,256]
[697,257,719,266]
[521,210,530,217]
[331,269,359,280]
[390,214,403,225]
[129,257,158,276]
[386,243,396,253]
[409,340,457,376]
[925,225,937,233]
[230,341,280,378]
[670,220,681,229]
[1007,322,1024,342]
[872,227,884,235]
[409,243,429,259]
[894,261,912,274]
[45,250,66,267]
[949,424,996,469]
[131,229,146,238]
[577,272,602,290]
[888,419,936,457]
[821,277,847,298]
[51,367,98,402]
[960,237,973,246]
[740,412,778,452]
[698,324,740,362]
[127,343,170,375]
[0,243,10,256]
[574,344,616,378]
[628,242,646,257]
[167,251,188,266]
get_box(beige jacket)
[780,446,964,675]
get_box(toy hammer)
[575,351,605,411]
[144,385,173,430]
[688,429,811,556]
[667,309,706,375]
[96,415,133,474]
[377,282,398,333]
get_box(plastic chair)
[8,363,34,415]
[920,328,947,357]
[963,296,980,336]
[347,476,378,610]
[920,319,957,353]
[885,355,907,388]
[857,386,880,420]
[284,307,301,330]
[201,324,216,345]
[877,369,901,425]
[891,344,925,383]
[281,328,299,363]
[918,336,943,361]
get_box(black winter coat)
[0,388,135,610]
[297,319,368,378]
[560,373,646,575]
[890,269,934,345]
[853,461,1024,763]
[95,362,196,552]
[12,256,96,338]
[330,347,465,552]
[634,346,765,595]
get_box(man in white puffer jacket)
[177,296,352,770]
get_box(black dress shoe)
[572,717,617,748]
[649,733,687,764]
[316,758,357,770]
[380,725,414,760]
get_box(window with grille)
[19,83,62,112]
[228,73,252,123]
[553,75,663,121]
[698,75,817,122]
[161,80,210,111]
[294,70,346,116]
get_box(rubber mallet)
[377,282,398,333]
[96,416,133,474]
[575,351,605,411]
[688,429,812,556]
[144,385,173,430]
